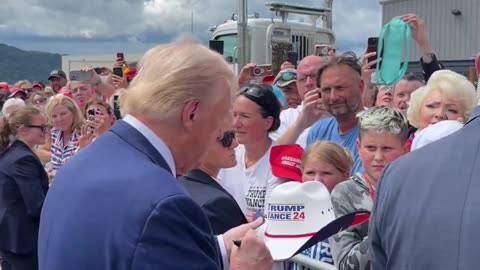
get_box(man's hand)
[114,57,127,68]
[360,50,380,80]
[238,63,256,87]
[222,217,265,258]
[280,61,296,71]
[107,73,128,89]
[80,66,101,86]
[297,89,328,129]
[230,230,273,270]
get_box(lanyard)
[363,174,375,201]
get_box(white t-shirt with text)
[217,143,285,218]
[269,104,310,149]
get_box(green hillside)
[0,43,61,84]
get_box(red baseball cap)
[270,144,304,182]
[58,86,72,98]
[124,66,137,81]
[8,86,27,99]
[0,82,9,92]
[32,82,44,91]
[262,75,276,85]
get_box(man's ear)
[181,99,200,130]
[358,78,365,97]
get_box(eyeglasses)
[297,73,317,82]
[217,130,235,148]
[26,124,48,132]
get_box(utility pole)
[237,0,248,71]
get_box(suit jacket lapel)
[184,169,236,199]
[110,120,172,175]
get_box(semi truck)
[210,1,336,74]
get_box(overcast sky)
[0,0,382,56]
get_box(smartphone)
[287,51,298,68]
[314,44,335,56]
[69,70,94,82]
[113,67,123,78]
[86,108,100,133]
[117,52,124,61]
[251,64,273,77]
[113,95,122,120]
[366,37,379,68]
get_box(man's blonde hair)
[121,36,237,122]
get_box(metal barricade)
[289,254,337,270]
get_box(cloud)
[332,0,382,55]
[0,0,382,55]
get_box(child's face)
[357,130,407,184]
[302,159,349,193]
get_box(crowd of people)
[0,13,479,270]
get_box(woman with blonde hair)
[406,69,477,150]
[407,70,477,131]
[36,95,84,169]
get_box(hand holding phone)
[113,67,123,78]
[86,108,102,133]
[314,44,335,56]
[117,52,124,61]
[70,70,94,82]
[251,64,273,77]
[366,37,381,68]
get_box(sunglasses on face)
[26,124,48,133]
[217,130,235,148]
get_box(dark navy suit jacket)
[38,120,222,270]
[180,169,247,235]
[0,140,48,254]
[370,106,480,270]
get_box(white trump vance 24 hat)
[257,181,369,261]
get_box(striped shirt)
[50,128,79,170]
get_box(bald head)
[296,55,324,99]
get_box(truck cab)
[210,1,335,74]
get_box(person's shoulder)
[331,176,364,198]
[0,142,34,165]
[309,117,336,133]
